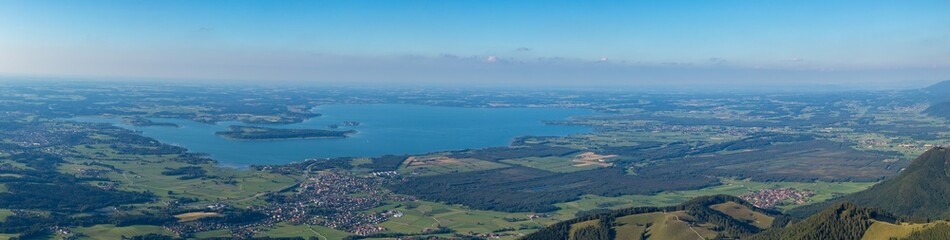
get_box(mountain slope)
[790,147,950,220]
[521,195,787,240]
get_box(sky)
[1,0,949,88]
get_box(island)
[215,125,355,140]
[123,117,180,127]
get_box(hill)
[922,80,950,95]
[924,102,950,119]
[790,147,950,220]
[922,80,950,119]
[521,195,788,240]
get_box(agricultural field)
[373,201,544,238]
[67,153,297,204]
[256,223,351,240]
[501,156,596,173]
[74,225,173,240]
[398,155,509,176]
[500,152,616,173]
[190,229,231,238]
[174,212,222,222]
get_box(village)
[255,171,413,235]
[740,188,816,209]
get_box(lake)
[68,104,592,166]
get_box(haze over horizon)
[1,0,949,88]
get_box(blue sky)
[1,1,948,88]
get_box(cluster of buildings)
[740,188,815,209]
[371,170,398,177]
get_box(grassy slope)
[610,211,714,240]
[568,219,600,239]
[862,221,950,240]
[711,202,774,229]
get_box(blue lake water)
[68,104,592,166]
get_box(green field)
[74,225,173,240]
[63,150,298,206]
[0,209,12,221]
[257,223,351,240]
[501,156,599,173]
[192,229,230,238]
[374,201,546,238]
[398,156,510,176]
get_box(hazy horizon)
[2,1,949,88]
